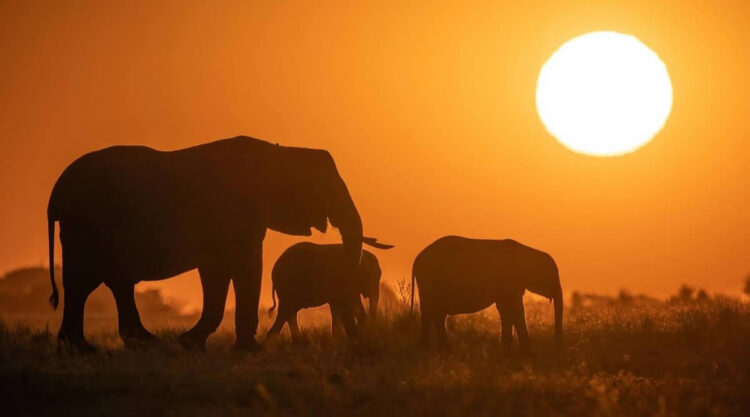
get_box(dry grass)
[1,295,749,417]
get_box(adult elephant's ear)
[263,145,331,236]
[264,144,364,265]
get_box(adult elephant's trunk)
[340,225,363,266]
[328,174,363,266]
[553,286,564,351]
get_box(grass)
[1,296,748,417]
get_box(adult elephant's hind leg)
[109,281,156,347]
[58,260,101,354]
[179,265,231,350]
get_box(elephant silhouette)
[412,236,563,355]
[46,136,390,352]
[265,242,386,342]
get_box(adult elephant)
[47,136,387,352]
[411,236,563,355]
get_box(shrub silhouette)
[0,266,183,319]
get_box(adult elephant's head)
[262,144,365,265]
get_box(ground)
[1,295,748,417]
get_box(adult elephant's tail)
[48,217,59,310]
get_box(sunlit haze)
[0,1,748,312]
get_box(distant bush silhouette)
[677,284,695,302]
[695,289,711,303]
[571,291,583,309]
[744,275,750,297]
[668,284,713,304]
[568,289,658,309]
[0,266,184,319]
[0,267,62,315]
[618,289,634,304]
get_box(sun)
[536,31,673,157]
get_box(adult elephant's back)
[48,145,208,280]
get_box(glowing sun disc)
[536,31,673,156]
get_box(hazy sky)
[1,1,748,310]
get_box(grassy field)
[1,293,748,417]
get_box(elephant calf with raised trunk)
[412,236,563,355]
[266,242,385,342]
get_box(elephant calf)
[266,242,382,342]
[412,236,563,355]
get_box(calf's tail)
[268,284,277,314]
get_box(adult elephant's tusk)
[362,237,394,250]
[339,230,394,250]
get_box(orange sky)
[1,1,748,310]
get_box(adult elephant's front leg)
[231,242,263,351]
[179,265,231,350]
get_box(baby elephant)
[266,242,382,342]
[412,236,563,355]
